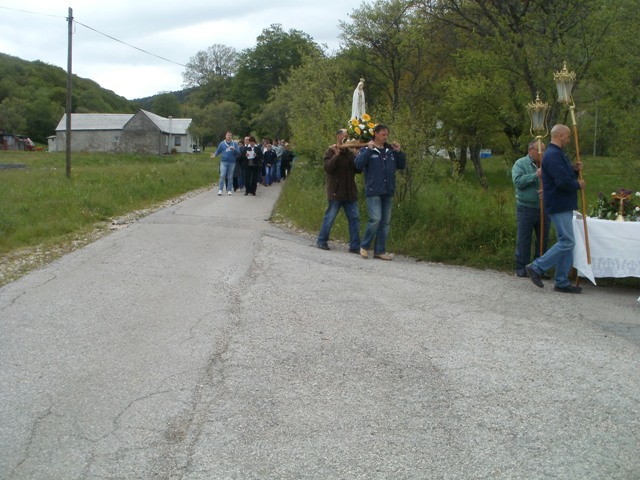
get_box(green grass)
[0,151,214,254]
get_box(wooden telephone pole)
[65,7,73,178]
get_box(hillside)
[0,52,136,143]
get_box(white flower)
[611,192,616,195]
[636,191,640,197]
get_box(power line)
[74,20,187,68]
[0,5,64,18]
[0,6,186,68]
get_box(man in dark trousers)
[512,141,550,277]
[526,124,585,293]
[316,129,361,253]
[241,137,263,196]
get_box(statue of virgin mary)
[351,78,366,120]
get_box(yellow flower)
[351,118,360,126]
[354,127,362,135]
[362,113,371,122]
[367,122,375,128]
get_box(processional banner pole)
[554,62,591,264]
[526,93,550,257]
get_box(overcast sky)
[0,1,356,99]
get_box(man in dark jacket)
[316,129,361,252]
[354,124,406,260]
[526,124,585,293]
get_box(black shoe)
[516,271,528,278]
[244,193,248,196]
[316,244,330,251]
[541,273,552,280]
[349,248,360,254]
[525,264,544,288]
[554,284,582,294]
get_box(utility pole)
[65,7,73,178]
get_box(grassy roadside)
[275,153,640,287]
[1,151,214,286]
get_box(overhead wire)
[0,5,186,67]
[73,20,187,67]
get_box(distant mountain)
[0,52,160,143]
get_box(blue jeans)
[316,201,360,250]
[219,161,235,192]
[275,159,282,181]
[361,195,393,254]
[264,164,275,185]
[515,204,550,275]
[530,210,575,287]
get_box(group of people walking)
[315,124,406,261]
[212,132,294,197]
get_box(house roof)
[55,111,191,134]
[55,113,133,131]
[140,110,191,134]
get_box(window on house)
[174,136,181,146]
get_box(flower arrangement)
[347,113,376,143]
[589,188,640,221]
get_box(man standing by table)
[512,141,550,277]
[526,124,585,293]
[355,124,406,261]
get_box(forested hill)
[0,52,136,143]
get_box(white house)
[49,110,194,154]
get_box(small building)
[1,129,34,151]
[49,110,194,154]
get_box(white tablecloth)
[572,212,640,285]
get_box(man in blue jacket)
[355,124,406,260]
[526,124,585,293]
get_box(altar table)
[572,212,640,285]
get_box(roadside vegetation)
[1,150,638,288]
[277,152,640,279]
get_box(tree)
[270,55,352,159]
[182,44,239,88]
[231,24,323,113]
[186,100,242,148]
[339,0,422,117]
[416,0,613,156]
[0,97,28,134]
[151,92,181,118]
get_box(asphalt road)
[1,182,639,479]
